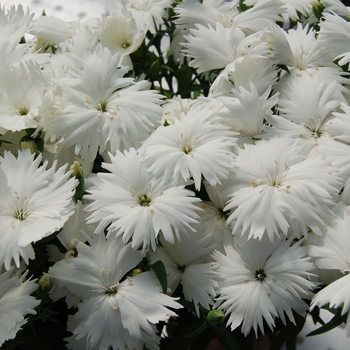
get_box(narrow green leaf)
[309,307,325,326]
[322,304,342,316]
[150,260,167,294]
[160,64,174,73]
[211,323,242,350]
[177,299,196,313]
[306,312,348,337]
[186,320,209,337]
[270,313,305,350]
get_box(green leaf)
[312,0,325,21]
[322,304,343,316]
[270,313,305,350]
[150,260,167,294]
[211,323,242,350]
[277,64,290,75]
[149,59,161,79]
[237,0,253,12]
[177,299,196,313]
[186,320,210,337]
[160,64,175,73]
[309,306,325,326]
[306,311,348,337]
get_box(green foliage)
[307,305,348,337]
[150,260,168,294]
[269,312,306,350]
[130,6,209,99]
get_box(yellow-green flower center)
[121,39,131,49]
[97,100,108,112]
[14,207,29,221]
[138,194,151,207]
[182,145,192,154]
[18,105,29,116]
[104,283,119,295]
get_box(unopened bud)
[70,161,85,201]
[37,274,52,299]
[206,309,225,325]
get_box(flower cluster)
[1,0,350,349]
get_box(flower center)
[18,105,29,116]
[255,268,267,282]
[218,208,230,220]
[176,263,186,272]
[104,283,119,295]
[97,100,108,112]
[182,145,192,154]
[121,39,131,49]
[138,194,151,207]
[14,206,29,221]
[311,131,319,138]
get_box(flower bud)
[206,309,225,325]
[70,161,85,201]
[36,274,52,299]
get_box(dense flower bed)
[1,1,350,349]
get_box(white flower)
[119,0,173,34]
[224,137,342,241]
[178,0,281,32]
[47,200,94,262]
[322,0,350,17]
[0,4,33,42]
[197,181,234,253]
[0,61,52,133]
[209,56,278,97]
[85,148,201,251]
[268,22,350,97]
[218,84,278,147]
[0,267,40,346]
[142,104,236,190]
[262,75,342,153]
[147,229,218,316]
[308,203,350,272]
[54,46,163,162]
[49,233,182,350]
[98,11,145,57]
[309,205,350,336]
[29,15,74,52]
[0,150,77,269]
[213,235,316,336]
[0,5,34,68]
[310,274,350,337]
[232,0,283,33]
[279,0,314,24]
[174,0,237,31]
[0,34,26,67]
[268,22,328,70]
[310,140,350,204]
[160,96,196,126]
[183,23,270,74]
[318,12,350,67]
[171,0,238,61]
